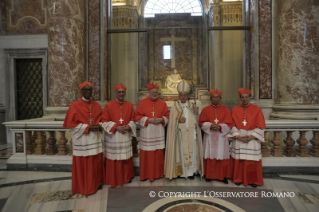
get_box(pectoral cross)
[119,118,124,124]
[151,111,156,117]
[242,119,247,126]
[214,118,219,124]
[89,118,93,125]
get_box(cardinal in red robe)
[63,81,104,197]
[100,83,136,187]
[135,83,169,181]
[199,89,233,184]
[228,88,266,188]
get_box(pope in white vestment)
[165,80,203,180]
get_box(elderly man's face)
[82,85,93,100]
[210,94,221,106]
[240,94,251,105]
[179,93,189,103]
[149,88,159,101]
[115,89,126,102]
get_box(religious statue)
[164,69,182,93]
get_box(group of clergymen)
[63,80,266,198]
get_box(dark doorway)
[16,59,43,120]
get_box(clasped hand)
[179,117,186,123]
[210,123,221,131]
[193,107,199,115]
[149,118,163,125]
[89,124,102,131]
[116,125,131,134]
[237,135,254,143]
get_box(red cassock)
[199,105,233,180]
[135,97,169,181]
[63,99,104,195]
[101,100,135,187]
[231,104,266,186]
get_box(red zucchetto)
[79,81,94,89]
[147,83,159,90]
[238,88,251,95]
[114,83,127,91]
[210,89,222,96]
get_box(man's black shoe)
[221,178,228,184]
[188,175,194,180]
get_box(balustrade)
[3,119,319,169]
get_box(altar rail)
[3,119,319,168]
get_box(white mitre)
[177,80,190,94]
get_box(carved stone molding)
[209,5,221,26]
[112,6,139,29]
[221,4,242,24]
[208,2,242,26]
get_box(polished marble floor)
[0,143,319,212]
[0,163,319,212]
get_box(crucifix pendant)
[89,118,93,125]
[242,119,247,126]
[151,111,156,117]
[119,118,124,124]
[214,118,219,124]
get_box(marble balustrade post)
[309,131,319,157]
[46,131,57,155]
[57,131,68,155]
[283,131,296,157]
[270,131,282,157]
[296,131,310,157]
[261,131,269,157]
[34,131,46,155]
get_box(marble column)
[110,6,139,105]
[271,0,319,119]
[47,0,86,107]
[209,2,243,110]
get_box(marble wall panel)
[259,0,272,99]
[277,0,319,104]
[1,0,47,35]
[249,0,256,98]
[47,0,85,106]
[88,0,101,100]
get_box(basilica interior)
[0,0,318,211]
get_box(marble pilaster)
[88,0,101,100]
[249,0,256,97]
[47,0,85,107]
[110,6,139,105]
[276,0,319,105]
[271,0,319,119]
[258,0,272,99]
[209,2,243,109]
